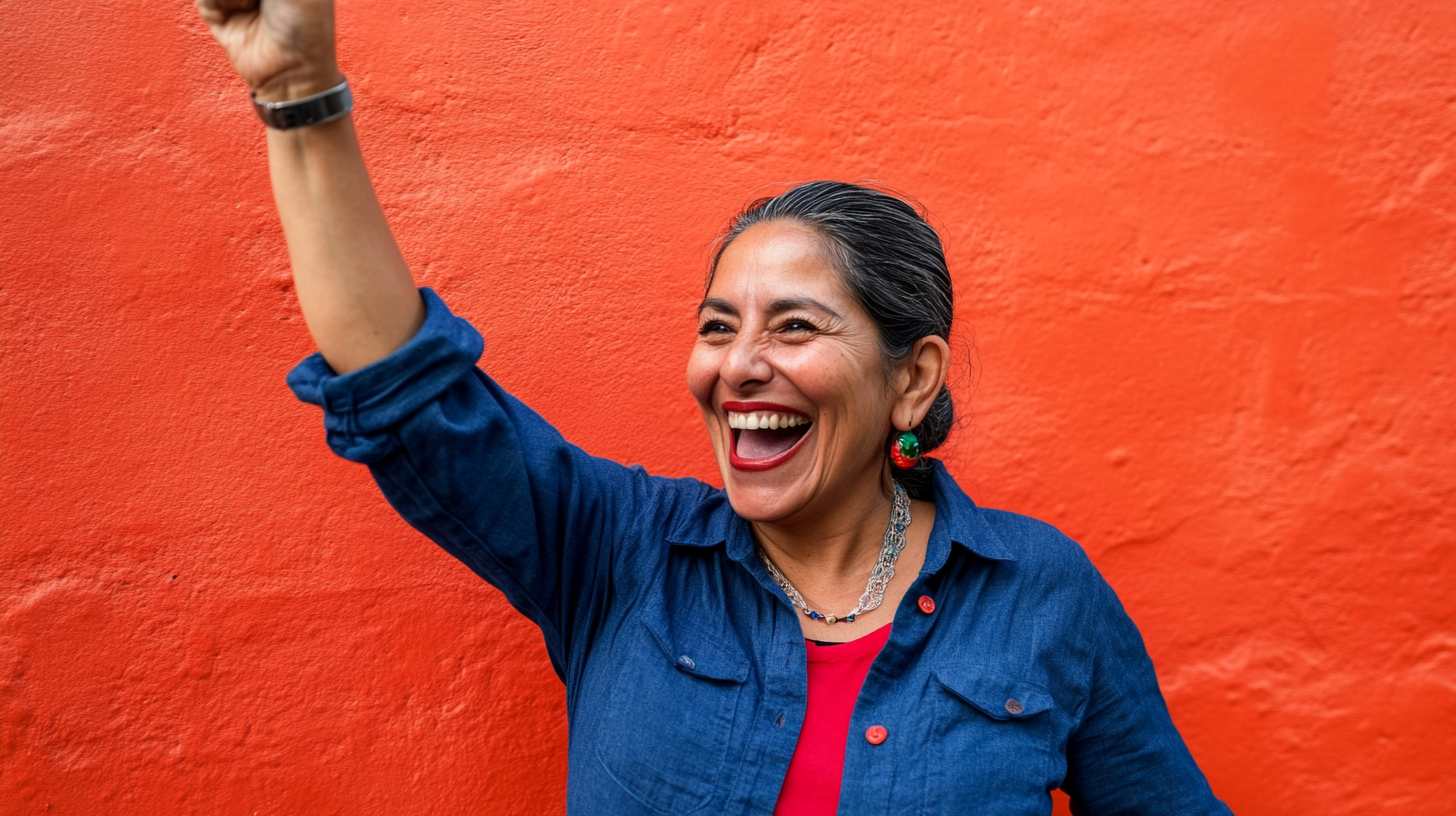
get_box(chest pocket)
[924,666,1056,812]
[595,614,748,814]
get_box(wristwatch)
[251,78,353,130]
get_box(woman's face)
[687,220,899,523]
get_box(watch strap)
[251,78,353,130]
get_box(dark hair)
[709,181,956,500]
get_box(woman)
[198,1,1233,813]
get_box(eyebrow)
[697,297,737,317]
[696,297,843,319]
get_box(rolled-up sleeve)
[288,288,487,464]
[1063,576,1235,815]
[287,288,696,673]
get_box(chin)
[722,479,807,523]
[718,452,821,523]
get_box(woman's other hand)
[196,0,342,102]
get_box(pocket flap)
[933,666,1052,721]
[644,616,749,684]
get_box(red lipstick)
[722,401,814,472]
[721,401,811,417]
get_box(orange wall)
[3,1,1454,814]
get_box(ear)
[892,335,951,431]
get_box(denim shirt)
[288,289,1232,816]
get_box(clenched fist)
[196,0,342,102]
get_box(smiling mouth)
[724,406,813,471]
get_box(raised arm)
[198,0,708,672]
[198,0,422,374]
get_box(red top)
[773,623,893,816]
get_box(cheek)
[685,345,718,407]
[786,356,894,448]
[784,348,882,413]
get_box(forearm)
[267,111,423,374]
[197,0,422,373]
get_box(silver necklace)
[757,482,912,625]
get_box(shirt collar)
[667,459,1017,569]
[921,458,1017,569]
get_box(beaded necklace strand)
[757,482,911,625]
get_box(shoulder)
[967,506,1131,649]
[638,471,726,516]
[978,507,1098,580]
[940,488,1114,621]
[929,461,1097,587]
[610,468,731,545]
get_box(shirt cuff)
[286,287,484,463]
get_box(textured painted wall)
[3,1,1453,814]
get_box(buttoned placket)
[842,498,956,814]
[719,502,955,816]
[839,568,945,814]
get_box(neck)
[751,462,898,585]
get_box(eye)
[697,320,734,336]
[779,319,818,334]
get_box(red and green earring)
[889,430,921,469]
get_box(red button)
[865,725,888,745]
[918,595,936,614]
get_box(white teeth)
[727,411,809,430]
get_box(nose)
[721,330,773,391]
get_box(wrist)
[253,76,352,131]
[252,66,345,104]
